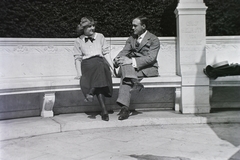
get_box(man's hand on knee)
[117,56,132,66]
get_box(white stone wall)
[206,36,240,65]
[1,36,238,80]
[0,36,239,119]
[0,37,178,119]
[0,37,177,81]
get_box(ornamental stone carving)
[160,43,176,52]
[14,45,28,53]
[43,45,58,53]
[206,44,240,51]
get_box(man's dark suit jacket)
[117,31,160,77]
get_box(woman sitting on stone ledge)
[73,16,114,121]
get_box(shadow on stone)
[129,109,143,117]
[210,108,240,113]
[85,109,115,119]
[229,150,240,160]
[85,111,100,119]
[129,154,190,160]
[199,109,240,160]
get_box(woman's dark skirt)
[80,56,113,98]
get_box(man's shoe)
[118,107,130,120]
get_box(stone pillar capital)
[175,0,207,16]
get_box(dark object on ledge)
[203,61,240,79]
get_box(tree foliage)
[0,0,239,38]
[204,0,240,36]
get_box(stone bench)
[209,76,240,108]
[0,37,181,118]
[210,76,240,87]
[0,76,181,117]
[206,36,240,109]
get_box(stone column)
[175,0,210,113]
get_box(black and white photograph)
[0,0,240,159]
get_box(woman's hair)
[76,24,83,36]
[76,16,96,36]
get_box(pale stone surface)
[1,110,240,141]
[1,120,240,160]
[181,87,209,104]
[181,86,210,113]
[181,76,209,86]
[0,117,60,140]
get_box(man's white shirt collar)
[138,30,147,43]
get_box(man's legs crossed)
[116,64,144,120]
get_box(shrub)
[0,0,239,37]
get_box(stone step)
[1,110,240,141]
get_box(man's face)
[132,18,145,36]
[84,24,95,36]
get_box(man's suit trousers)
[116,64,144,107]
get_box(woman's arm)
[73,39,83,78]
[101,34,115,76]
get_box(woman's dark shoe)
[84,94,94,102]
[101,113,109,121]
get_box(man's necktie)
[85,37,94,43]
[136,37,141,47]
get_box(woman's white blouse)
[73,32,110,60]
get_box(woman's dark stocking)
[96,93,109,121]
[84,88,95,102]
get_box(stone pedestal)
[41,92,55,117]
[175,0,210,113]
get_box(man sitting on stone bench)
[113,15,160,120]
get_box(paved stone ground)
[1,123,240,160]
[1,110,240,160]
